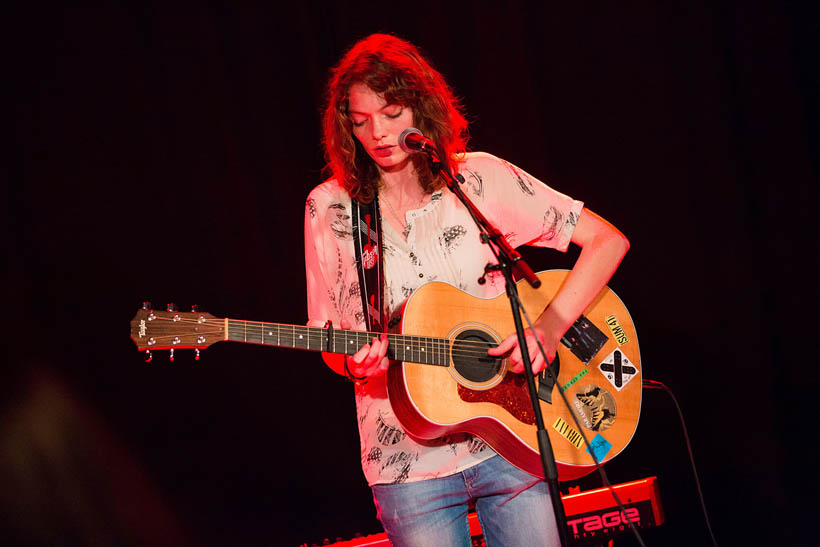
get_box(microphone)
[398,128,438,156]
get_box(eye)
[386,107,404,119]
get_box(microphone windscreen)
[398,127,423,153]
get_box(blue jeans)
[371,455,559,546]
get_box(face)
[347,83,415,173]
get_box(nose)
[370,117,387,141]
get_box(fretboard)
[226,320,449,367]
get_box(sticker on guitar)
[598,349,638,391]
[573,385,617,432]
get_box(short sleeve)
[462,153,584,252]
[305,185,342,327]
[304,182,366,330]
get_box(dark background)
[9,2,819,546]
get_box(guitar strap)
[351,197,386,333]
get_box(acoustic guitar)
[130,270,641,481]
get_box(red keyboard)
[303,476,664,546]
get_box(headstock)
[130,302,223,360]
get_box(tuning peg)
[190,304,199,312]
[195,348,200,360]
[166,303,177,312]
[142,301,153,310]
[169,348,175,362]
[145,350,153,362]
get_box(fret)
[388,334,399,361]
[279,325,291,348]
[227,320,243,343]
[310,327,324,351]
[388,335,398,360]
[346,330,357,355]
[248,322,263,344]
[420,336,428,363]
[398,335,408,361]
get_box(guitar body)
[387,270,641,481]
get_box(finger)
[307,319,325,328]
[350,345,371,375]
[488,334,516,356]
[377,333,389,360]
[339,318,352,330]
[368,333,390,376]
[371,336,390,376]
[364,337,384,374]
[509,346,524,373]
[529,352,546,375]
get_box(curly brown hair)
[322,34,469,203]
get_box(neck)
[379,164,425,206]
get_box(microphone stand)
[427,152,571,547]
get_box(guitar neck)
[226,320,448,367]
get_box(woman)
[305,33,629,546]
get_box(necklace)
[381,192,425,234]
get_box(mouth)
[373,145,394,158]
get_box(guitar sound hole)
[452,329,501,383]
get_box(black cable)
[642,379,719,547]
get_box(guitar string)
[139,335,498,360]
[144,319,497,351]
[141,319,571,367]
[141,331,497,360]
[144,317,505,352]
[144,335,502,359]
[143,317,501,349]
